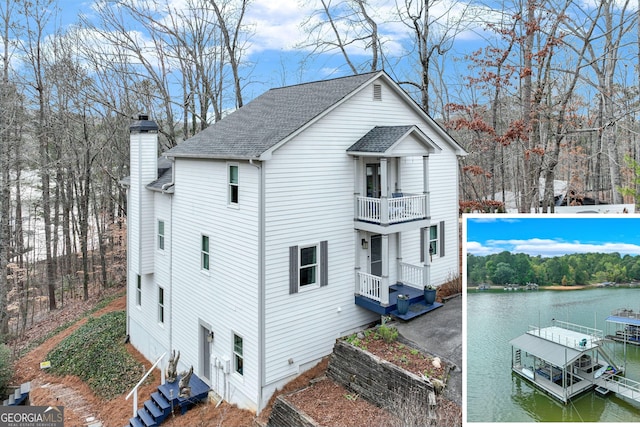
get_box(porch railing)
[358,271,381,302]
[399,262,423,288]
[356,194,426,224]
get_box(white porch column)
[395,157,402,193]
[396,233,403,283]
[380,234,390,305]
[353,156,360,219]
[423,155,430,219]
[380,157,389,224]
[354,229,361,294]
[422,228,431,288]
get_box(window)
[289,241,328,293]
[158,286,165,324]
[229,164,239,204]
[421,221,445,262]
[158,220,165,250]
[429,225,438,256]
[299,245,318,287]
[136,275,141,306]
[201,235,210,271]
[233,334,243,375]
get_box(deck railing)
[356,194,426,224]
[358,272,381,302]
[552,319,604,340]
[601,375,640,402]
[399,262,423,288]
[126,352,166,418]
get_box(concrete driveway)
[394,295,462,406]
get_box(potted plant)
[396,294,410,315]
[424,285,437,305]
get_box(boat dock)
[605,308,640,345]
[510,320,622,403]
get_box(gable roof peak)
[164,71,385,160]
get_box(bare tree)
[397,0,475,115]
[209,0,250,109]
[299,0,384,74]
[19,0,58,310]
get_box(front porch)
[354,283,443,320]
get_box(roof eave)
[378,73,468,156]
[164,153,262,161]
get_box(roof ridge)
[268,71,381,92]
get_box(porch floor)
[355,283,443,320]
[391,300,443,321]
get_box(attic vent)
[373,84,382,101]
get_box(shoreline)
[469,283,623,291]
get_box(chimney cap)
[130,114,158,133]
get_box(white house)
[124,71,466,412]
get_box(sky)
[465,214,640,258]
[47,0,487,100]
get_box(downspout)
[250,158,266,410]
[161,158,175,356]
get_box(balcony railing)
[358,271,381,302]
[356,194,427,224]
[399,262,424,288]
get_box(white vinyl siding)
[168,158,260,410]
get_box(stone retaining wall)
[326,339,435,416]
[265,394,319,427]
[266,338,436,426]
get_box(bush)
[47,311,145,399]
[377,325,398,343]
[0,344,13,397]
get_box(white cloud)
[466,241,503,256]
[477,238,640,257]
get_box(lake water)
[466,287,640,422]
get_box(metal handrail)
[126,352,166,418]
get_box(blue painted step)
[128,416,145,427]
[151,391,171,416]
[137,407,157,427]
[144,400,164,420]
[126,373,210,427]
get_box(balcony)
[355,194,428,232]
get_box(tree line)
[1,0,639,339]
[467,252,640,287]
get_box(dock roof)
[509,333,584,367]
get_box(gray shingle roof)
[347,126,416,153]
[164,72,380,159]
[147,158,174,192]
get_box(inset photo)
[464,214,640,423]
